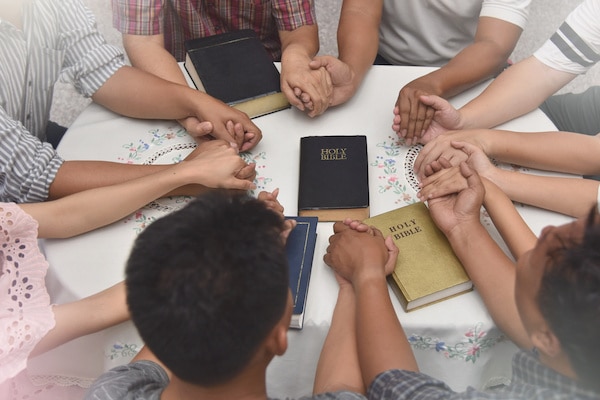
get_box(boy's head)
[515,207,600,390]
[125,191,291,386]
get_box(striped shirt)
[534,0,600,75]
[111,0,316,62]
[368,350,600,399]
[0,0,124,203]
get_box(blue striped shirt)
[0,0,125,202]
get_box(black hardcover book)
[298,135,370,222]
[183,29,290,118]
[285,216,318,329]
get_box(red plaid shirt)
[112,0,316,61]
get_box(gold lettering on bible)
[388,219,423,240]
[320,148,347,160]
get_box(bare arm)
[324,223,418,387]
[418,139,598,219]
[416,129,600,180]
[313,281,364,394]
[481,178,537,259]
[460,56,576,129]
[22,141,253,238]
[394,17,522,144]
[122,33,188,85]
[443,212,530,349]
[483,131,600,176]
[92,65,262,150]
[426,163,531,349]
[487,168,599,219]
[308,0,382,108]
[422,17,522,99]
[48,160,176,200]
[336,0,382,96]
[31,282,128,357]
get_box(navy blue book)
[285,216,318,329]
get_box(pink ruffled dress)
[0,203,84,399]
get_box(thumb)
[451,141,476,156]
[385,235,399,255]
[310,55,336,70]
[384,235,399,274]
[419,94,442,107]
[228,177,257,191]
[459,161,481,188]
[309,56,327,70]
[192,121,213,136]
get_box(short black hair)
[125,191,289,385]
[537,207,600,391]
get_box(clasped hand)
[324,219,397,285]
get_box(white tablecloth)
[36,65,575,398]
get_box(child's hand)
[179,140,255,190]
[257,189,297,241]
[258,188,284,215]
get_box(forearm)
[485,130,600,175]
[35,162,198,238]
[481,178,536,259]
[488,168,599,218]
[31,282,128,357]
[427,17,521,99]
[314,284,364,394]
[123,34,189,86]
[48,160,187,200]
[461,57,575,129]
[418,42,511,99]
[337,0,382,90]
[92,66,204,120]
[355,276,418,386]
[280,24,319,62]
[445,222,530,348]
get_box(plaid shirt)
[368,351,600,399]
[112,0,316,62]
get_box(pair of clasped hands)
[182,60,449,154]
[291,57,455,143]
[324,159,485,287]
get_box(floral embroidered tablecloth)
[40,65,571,398]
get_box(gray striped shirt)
[0,0,125,202]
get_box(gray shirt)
[0,0,124,202]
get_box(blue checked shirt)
[368,350,599,399]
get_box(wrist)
[478,129,495,156]
[445,219,483,245]
[352,265,388,290]
[166,161,205,187]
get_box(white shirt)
[534,0,600,75]
[0,0,124,202]
[378,0,530,67]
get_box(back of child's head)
[125,191,289,386]
[538,207,600,392]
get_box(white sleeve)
[480,0,530,29]
[533,0,600,75]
